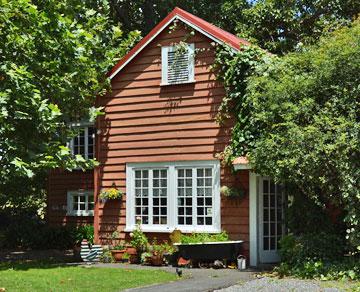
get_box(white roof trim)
[109,15,238,80]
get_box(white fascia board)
[109,15,239,80]
[109,15,177,80]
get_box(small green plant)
[160,241,175,254]
[180,231,229,244]
[99,249,115,263]
[141,252,152,264]
[220,186,246,199]
[130,221,148,252]
[99,188,123,201]
[75,225,94,245]
[112,244,126,250]
[122,252,130,260]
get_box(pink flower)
[129,232,134,238]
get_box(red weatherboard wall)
[94,24,250,258]
[47,169,94,226]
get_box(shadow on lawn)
[0,261,82,271]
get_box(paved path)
[91,263,255,292]
[216,277,345,292]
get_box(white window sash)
[67,190,94,216]
[68,124,94,160]
[125,160,220,233]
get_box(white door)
[258,177,285,263]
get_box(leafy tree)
[221,0,359,54]
[106,0,359,54]
[108,0,231,34]
[216,20,360,251]
[0,0,140,204]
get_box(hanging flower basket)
[99,188,123,203]
[220,186,246,200]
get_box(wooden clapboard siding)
[95,24,250,259]
[47,169,94,226]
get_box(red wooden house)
[47,7,285,267]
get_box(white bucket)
[237,255,246,270]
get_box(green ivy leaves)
[215,20,360,252]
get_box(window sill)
[66,211,94,217]
[160,80,196,86]
[124,225,221,234]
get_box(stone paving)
[216,277,343,292]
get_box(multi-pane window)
[70,126,95,159]
[177,167,213,227]
[161,44,195,85]
[262,179,284,251]
[196,168,213,226]
[127,161,220,233]
[177,169,193,225]
[134,169,168,226]
[67,190,94,216]
[152,169,168,225]
[135,169,149,224]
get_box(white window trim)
[161,43,195,86]
[68,123,95,160]
[67,190,94,216]
[125,160,221,233]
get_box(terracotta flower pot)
[126,247,137,255]
[151,254,163,266]
[111,249,126,262]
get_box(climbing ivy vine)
[214,20,360,253]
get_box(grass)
[0,261,178,292]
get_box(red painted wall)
[94,24,250,258]
[47,169,94,226]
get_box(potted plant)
[129,221,149,264]
[99,186,123,203]
[140,252,152,265]
[149,242,164,266]
[162,242,176,266]
[110,244,126,262]
[122,252,130,263]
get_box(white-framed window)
[69,124,95,159]
[67,190,94,216]
[161,43,195,85]
[126,160,221,233]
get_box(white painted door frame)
[249,172,259,267]
[249,173,284,266]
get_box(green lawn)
[0,262,178,292]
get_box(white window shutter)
[161,43,195,85]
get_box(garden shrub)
[275,257,360,280]
[279,233,345,265]
[278,233,358,280]
[1,211,94,249]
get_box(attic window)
[161,43,195,85]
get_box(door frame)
[249,171,259,266]
[249,172,284,266]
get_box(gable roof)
[108,7,250,80]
